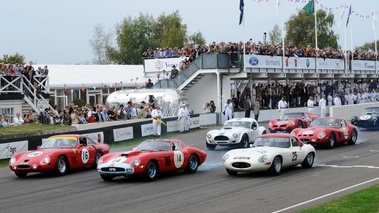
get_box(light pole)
[263,32,267,45]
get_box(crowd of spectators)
[142,40,379,62]
[232,79,379,112]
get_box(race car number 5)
[81,148,90,164]
[174,151,184,168]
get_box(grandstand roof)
[36,64,147,89]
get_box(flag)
[346,4,352,27]
[303,0,314,15]
[276,0,280,16]
[373,12,377,31]
[239,0,244,25]
[338,5,346,28]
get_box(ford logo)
[306,59,310,67]
[249,57,259,66]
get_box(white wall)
[330,103,379,120]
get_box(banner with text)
[0,140,28,160]
[317,58,345,70]
[352,60,376,71]
[144,58,184,73]
[113,127,134,142]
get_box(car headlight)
[222,154,230,163]
[318,131,326,139]
[258,155,268,163]
[233,133,238,138]
[97,158,103,165]
[10,156,16,164]
[207,134,211,139]
[40,156,50,165]
[133,158,141,167]
[291,121,295,126]
[268,122,272,127]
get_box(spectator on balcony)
[145,79,153,88]
[170,65,179,79]
[25,110,36,124]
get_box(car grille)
[273,124,286,128]
[300,139,311,143]
[17,165,31,169]
[101,167,125,172]
[214,136,229,141]
[232,162,251,168]
[356,120,373,127]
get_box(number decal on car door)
[81,148,89,164]
[173,151,184,168]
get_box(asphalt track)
[1,123,378,213]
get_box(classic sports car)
[222,133,316,176]
[97,139,206,181]
[268,111,317,133]
[206,118,267,151]
[9,134,110,177]
[351,107,379,129]
[291,117,358,148]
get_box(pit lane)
[0,124,378,213]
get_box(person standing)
[334,94,342,106]
[151,105,163,137]
[307,96,315,112]
[252,97,260,121]
[224,99,233,121]
[184,103,191,132]
[178,104,187,133]
[319,95,327,118]
[278,97,288,119]
[243,95,252,118]
[170,65,179,79]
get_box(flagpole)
[314,1,318,74]
[281,0,285,74]
[350,12,353,73]
[374,11,378,75]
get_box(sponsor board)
[352,60,376,71]
[245,55,282,69]
[190,117,200,129]
[144,58,185,72]
[167,120,180,132]
[285,57,315,69]
[141,123,154,137]
[113,127,134,142]
[317,58,344,70]
[0,140,28,160]
[83,132,104,144]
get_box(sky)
[1,0,379,64]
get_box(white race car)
[206,118,267,151]
[222,133,316,176]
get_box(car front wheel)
[226,169,238,176]
[240,135,249,148]
[100,174,115,181]
[15,171,28,178]
[142,161,158,181]
[54,156,68,176]
[206,142,216,151]
[268,156,282,176]
[326,133,336,149]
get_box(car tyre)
[301,152,314,168]
[54,156,68,176]
[142,160,158,181]
[184,154,199,174]
[206,142,216,151]
[268,156,282,176]
[240,134,249,148]
[226,169,238,176]
[92,152,102,169]
[348,129,357,145]
[326,133,336,149]
[100,174,115,181]
[262,130,267,135]
[15,171,28,178]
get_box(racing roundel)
[81,148,90,164]
[173,151,184,168]
[27,151,43,157]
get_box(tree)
[269,24,282,45]
[355,40,379,52]
[285,10,338,49]
[106,13,155,64]
[89,23,113,64]
[0,53,25,64]
[187,31,206,46]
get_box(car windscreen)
[224,121,250,128]
[41,137,77,148]
[363,108,379,115]
[253,138,290,148]
[282,113,303,119]
[310,118,339,127]
[133,141,171,151]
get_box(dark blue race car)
[351,107,379,129]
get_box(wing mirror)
[37,146,41,150]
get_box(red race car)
[269,111,317,133]
[97,139,207,181]
[9,134,110,177]
[291,117,358,148]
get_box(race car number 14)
[174,151,184,168]
[82,148,90,164]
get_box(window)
[291,138,298,147]
[0,108,14,123]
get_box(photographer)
[209,100,216,113]
[203,102,211,113]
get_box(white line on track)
[272,177,379,213]
[319,164,379,169]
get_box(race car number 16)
[81,148,89,164]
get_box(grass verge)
[0,124,71,136]
[298,184,379,213]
